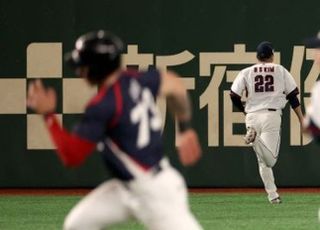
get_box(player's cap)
[304,31,320,48]
[65,30,124,84]
[256,41,274,60]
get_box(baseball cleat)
[244,127,256,144]
[270,197,282,204]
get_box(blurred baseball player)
[27,30,203,230]
[230,41,304,204]
[304,31,320,222]
[304,32,320,140]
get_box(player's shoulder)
[122,68,160,79]
[122,69,143,78]
[87,85,108,107]
[122,68,161,96]
[262,63,290,74]
[85,84,115,115]
[272,63,288,71]
[242,65,253,72]
[240,64,256,75]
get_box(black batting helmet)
[65,30,124,84]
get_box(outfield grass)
[0,193,319,230]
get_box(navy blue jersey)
[73,69,163,180]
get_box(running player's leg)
[63,179,132,230]
[253,136,279,167]
[252,112,281,167]
[133,161,202,230]
[149,168,202,230]
[256,154,279,201]
[246,112,281,202]
[148,170,202,230]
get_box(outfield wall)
[0,0,320,187]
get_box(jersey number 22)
[254,75,274,92]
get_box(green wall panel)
[0,0,320,187]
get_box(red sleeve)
[45,114,96,167]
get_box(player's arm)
[27,80,96,167]
[44,115,96,167]
[230,91,245,114]
[293,106,304,127]
[284,69,304,126]
[159,71,201,166]
[160,71,191,122]
[287,88,304,126]
[230,71,246,114]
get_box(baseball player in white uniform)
[304,32,320,140]
[230,41,304,204]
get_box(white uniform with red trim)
[231,62,298,202]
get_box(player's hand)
[176,129,202,166]
[27,79,57,114]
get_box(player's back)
[240,63,293,113]
[80,69,164,180]
[107,70,163,166]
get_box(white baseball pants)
[246,110,281,201]
[63,159,202,230]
